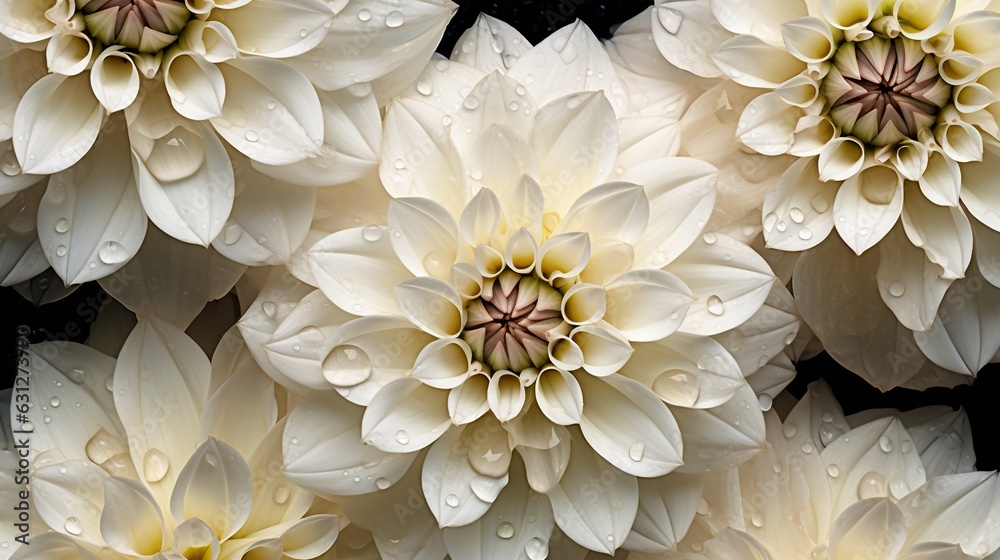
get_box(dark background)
[3,0,997,469]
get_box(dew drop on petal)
[901,440,913,453]
[827,464,840,478]
[801,441,814,454]
[385,10,404,27]
[416,81,432,96]
[789,207,805,223]
[298,326,325,344]
[750,512,764,527]
[262,301,277,318]
[358,8,371,21]
[49,397,60,408]
[273,486,290,504]
[758,394,773,411]
[445,494,459,507]
[142,448,170,482]
[783,423,798,438]
[879,435,893,452]
[763,212,778,232]
[376,477,392,490]
[810,195,830,213]
[798,228,813,240]
[55,245,67,257]
[525,537,548,560]
[54,218,70,233]
[222,224,242,245]
[888,281,905,297]
[857,471,886,499]
[395,430,409,445]
[628,442,644,461]
[707,295,725,316]
[64,517,83,535]
[496,521,515,539]
[98,241,130,265]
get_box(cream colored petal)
[737,92,803,157]
[670,234,776,336]
[762,156,837,251]
[90,47,140,113]
[210,59,323,165]
[449,371,490,425]
[604,269,694,342]
[919,148,961,207]
[899,472,1000,554]
[32,461,108,546]
[13,73,102,175]
[711,0,807,46]
[876,226,953,332]
[0,0,57,42]
[235,419,312,538]
[895,0,955,39]
[450,14,531,73]
[46,31,92,76]
[826,498,907,560]
[901,190,972,280]
[821,0,879,30]
[782,16,838,63]
[671,382,766,473]
[833,164,903,255]
[712,35,806,88]
[569,323,634,377]
[818,136,865,182]
[199,366,277,459]
[448,70,536,158]
[100,477,167,556]
[554,181,649,245]
[545,429,639,554]
[98,224,245,330]
[624,472,703,553]
[507,20,626,115]
[282,391,416,497]
[114,318,209,510]
[169,438,252,540]
[422,424,508,527]
[394,276,465,338]
[650,0,730,79]
[211,0,334,58]
[164,51,226,121]
[362,377,451,453]
[388,197,459,279]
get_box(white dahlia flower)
[652,380,999,559]
[609,0,1000,388]
[7,319,340,560]
[235,17,800,555]
[0,0,451,285]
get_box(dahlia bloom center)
[82,0,190,53]
[462,270,563,373]
[823,36,951,146]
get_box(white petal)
[412,338,472,390]
[712,35,805,88]
[671,382,766,473]
[534,366,584,425]
[711,0,807,45]
[782,16,838,62]
[898,472,1000,554]
[450,14,531,73]
[132,121,235,247]
[959,144,1000,230]
[442,456,555,559]
[114,318,209,510]
[577,373,683,477]
[762,157,836,250]
[32,461,108,546]
[199,366,277,459]
[876,226,952,332]
[13,72,101,174]
[395,276,465,338]
[170,438,252,540]
[423,424,507,527]
[624,472,703,553]
[251,88,381,187]
[308,226,413,316]
[0,0,57,42]
[793,237,926,390]
[545,430,638,554]
[100,477,167,556]
[91,47,140,113]
[210,59,323,165]
[650,1,730,78]
[531,91,618,214]
[236,418,313,537]
[973,218,1000,289]
[389,197,460,279]
[98,225,246,330]
[449,70,536,158]
[826,498,907,559]
[211,0,333,58]
[507,20,626,115]
[919,149,961,206]
[821,417,927,519]
[894,0,955,39]
[488,371,526,422]
[670,233,776,336]
[915,263,1000,376]
[555,181,649,245]
[833,164,903,255]
[164,51,226,120]
[821,0,879,29]
[283,390,416,496]
[262,290,354,390]
[622,157,718,268]
[172,518,221,560]
[818,136,865,182]
[712,282,800,379]
[621,333,745,409]
[380,97,465,215]
[536,232,590,282]
[604,269,694,342]
[211,157,316,266]
[902,187,972,282]
[362,377,451,452]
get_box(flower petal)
[712,35,806,88]
[13,73,101,174]
[170,438,252,541]
[90,47,140,113]
[100,477,167,556]
[604,269,694,342]
[710,0,807,46]
[826,498,907,559]
[199,366,277,459]
[650,1,730,79]
[737,92,803,156]
[389,197,460,279]
[362,377,451,452]
[451,14,531,73]
[236,418,313,537]
[762,157,836,251]
[32,461,108,546]
[211,0,334,58]
[876,226,953,332]
[624,472,703,553]
[211,58,323,165]
[283,390,417,497]
[423,424,508,527]
[544,429,638,554]
[164,51,226,120]
[555,181,649,245]
[671,382,766,473]
[833,164,903,255]
[898,471,1000,553]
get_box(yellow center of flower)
[82,0,190,53]
[823,36,952,146]
[462,270,563,373]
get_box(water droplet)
[245,130,260,142]
[773,462,783,473]
[763,212,778,232]
[446,494,460,507]
[393,158,406,170]
[142,448,170,482]
[702,232,717,244]
[20,421,33,431]
[858,226,870,236]
[54,218,70,233]
[525,537,548,560]
[55,245,67,257]
[68,369,85,384]
[789,207,805,223]
[290,437,300,445]
[758,394,773,411]
[376,477,392,490]
[298,326,325,344]
[98,241,129,265]
[463,96,480,110]
[783,423,798,438]
[416,81,432,96]
[42,415,51,423]
[358,8,372,21]
[901,440,913,453]
[299,28,308,37]
[362,224,383,241]
[976,543,989,555]
[395,430,409,445]
[385,10,404,27]
[496,521,515,539]
[827,464,840,477]
[798,228,813,240]
[273,486,290,504]
[879,434,893,452]
[801,441,815,454]
[810,195,830,213]
[267,101,277,110]
[1,150,20,176]
[888,281,905,297]
[628,442,645,461]
[49,397,60,408]
[821,412,834,423]
[223,224,242,245]
[707,295,725,316]
[323,344,372,386]
[256,234,268,244]
[857,471,886,499]
[262,301,277,318]
[750,512,764,527]
[64,517,83,535]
